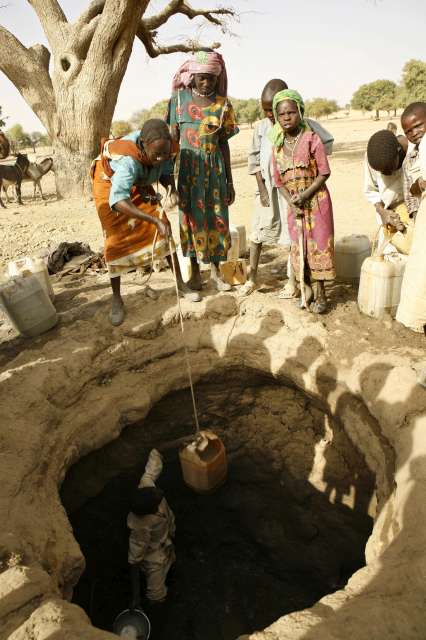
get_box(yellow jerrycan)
[179,430,227,494]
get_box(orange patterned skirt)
[92,160,172,277]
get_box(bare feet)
[210,263,232,291]
[238,279,257,297]
[212,277,232,292]
[278,280,298,299]
[298,283,313,309]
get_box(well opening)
[61,367,376,639]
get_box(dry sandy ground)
[1,115,423,357]
[0,117,396,268]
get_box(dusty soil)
[0,117,394,267]
[1,116,423,356]
[1,116,426,640]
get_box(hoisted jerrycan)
[8,256,55,301]
[357,254,406,318]
[179,430,227,494]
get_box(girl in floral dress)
[167,51,239,291]
[269,89,335,313]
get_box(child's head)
[139,119,173,165]
[130,486,164,516]
[367,129,403,175]
[273,90,305,136]
[401,102,426,146]
[261,78,288,123]
[387,122,397,134]
[192,72,218,96]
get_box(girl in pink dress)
[270,89,335,313]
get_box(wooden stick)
[296,215,307,308]
[156,434,195,452]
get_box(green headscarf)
[268,89,306,148]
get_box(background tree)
[146,99,170,120]
[0,1,235,197]
[0,106,7,129]
[230,98,261,126]
[238,98,261,127]
[399,59,426,104]
[129,109,150,129]
[111,120,132,137]
[6,123,28,153]
[305,98,339,119]
[27,131,45,152]
[351,79,397,119]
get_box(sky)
[1,0,426,132]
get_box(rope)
[160,186,201,435]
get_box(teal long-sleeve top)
[109,130,173,209]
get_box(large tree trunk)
[49,0,145,198]
[0,1,235,199]
[52,86,117,198]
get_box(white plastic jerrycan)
[0,273,58,337]
[8,256,55,301]
[335,234,371,281]
[358,254,405,319]
[228,224,247,260]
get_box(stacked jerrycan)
[334,234,371,281]
[227,224,247,260]
[0,257,57,337]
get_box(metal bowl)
[113,608,151,639]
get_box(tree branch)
[74,0,106,27]
[143,0,235,31]
[26,0,69,52]
[28,44,51,72]
[137,23,220,58]
[68,15,103,59]
[0,25,55,132]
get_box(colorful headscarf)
[268,89,307,149]
[171,50,228,96]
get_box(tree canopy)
[398,59,426,104]
[351,80,397,118]
[351,60,426,117]
[305,98,339,119]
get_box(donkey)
[0,154,30,207]
[2,157,54,202]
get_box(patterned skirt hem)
[107,237,173,278]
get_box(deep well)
[0,288,425,640]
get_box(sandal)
[144,286,159,300]
[310,298,328,314]
[178,285,201,302]
[110,302,125,326]
[238,280,257,297]
[278,281,298,299]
